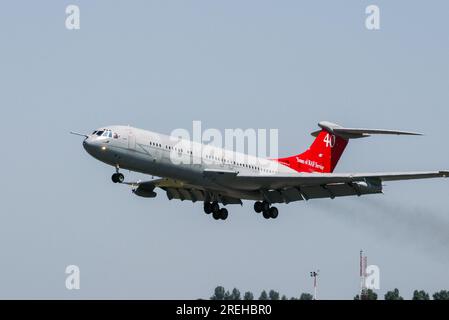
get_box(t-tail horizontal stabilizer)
[311,121,423,139]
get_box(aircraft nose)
[83,136,106,154]
[83,137,93,151]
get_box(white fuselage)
[83,125,296,200]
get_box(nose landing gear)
[111,165,124,183]
[111,172,124,183]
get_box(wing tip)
[439,170,449,177]
[403,131,424,136]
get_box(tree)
[433,290,449,300]
[230,288,241,300]
[384,288,403,300]
[299,293,313,300]
[269,290,280,300]
[354,289,377,300]
[258,290,269,300]
[412,290,430,300]
[243,291,254,300]
[224,290,232,300]
[281,295,288,300]
[211,286,226,300]
[365,289,378,300]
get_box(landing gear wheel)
[219,208,228,220]
[212,210,221,220]
[204,202,212,214]
[111,173,125,183]
[254,201,263,213]
[269,207,279,219]
[262,210,271,219]
[262,201,270,212]
[211,201,220,214]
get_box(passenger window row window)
[149,141,162,148]
[162,144,194,155]
[149,142,194,156]
[203,155,274,173]
[146,142,275,173]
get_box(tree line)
[209,286,449,300]
[210,286,313,300]
[355,288,449,300]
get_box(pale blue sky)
[0,1,448,299]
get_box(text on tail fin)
[275,130,348,173]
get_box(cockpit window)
[93,129,117,138]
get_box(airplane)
[71,121,448,221]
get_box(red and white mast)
[310,270,319,300]
[360,250,367,299]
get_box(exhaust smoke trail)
[311,197,449,263]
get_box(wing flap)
[259,182,383,204]
[123,177,242,204]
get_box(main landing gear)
[204,201,228,220]
[254,201,279,219]
[203,201,278,221]
[111,165,124,183]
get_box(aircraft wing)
[230,170,449,189]
[123,178,242,205]
[217,170,449,203]
[123,170,448,204]
[349,171,449,181]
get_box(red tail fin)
[275,130,348,173]
[275,121,422,173]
